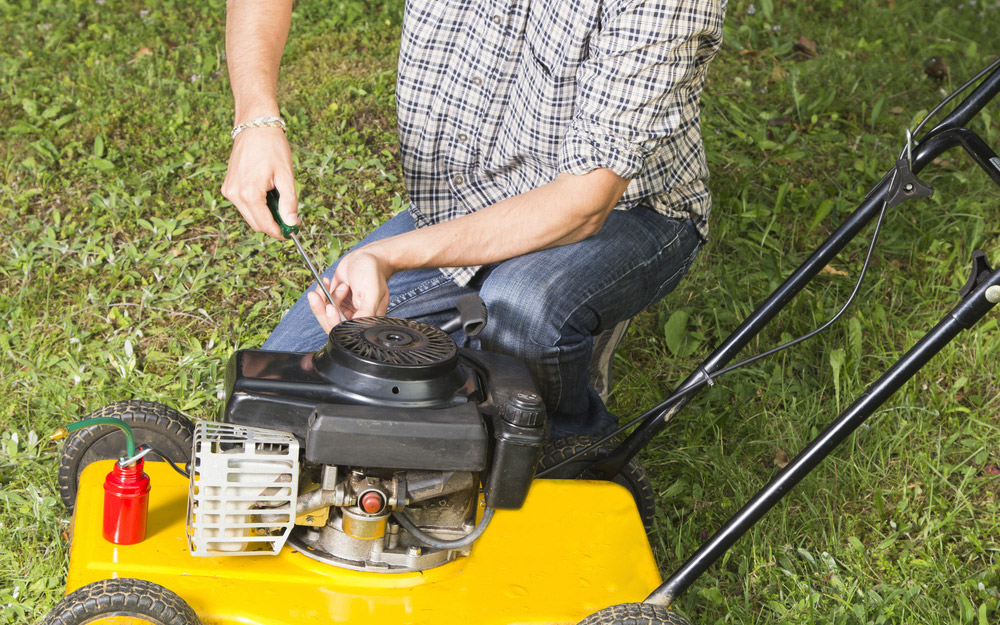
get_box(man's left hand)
[306,248,394,333]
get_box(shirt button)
[492,15,502,24]
[453,175,465,185]
[471,76,483,86]
[458,133,468,142]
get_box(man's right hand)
[221,126,298,240]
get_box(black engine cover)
[306,403,487,471]
[221,317,546,509]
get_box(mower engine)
[187,316,546,572]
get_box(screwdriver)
[266,189,347,324]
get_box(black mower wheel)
[43,578,202,625]
[537,434,656,530]
[577,603,693,625]
[58,400,194,511]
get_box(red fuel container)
[103,458,151,545]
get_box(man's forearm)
[225,0,294,124]
[366,169,630,273]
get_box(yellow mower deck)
[68,461,661,625]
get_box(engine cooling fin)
[332,317,457,368]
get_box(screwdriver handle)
[266,188,299,238]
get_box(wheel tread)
[577,602,692,625]
[43,578,201,625]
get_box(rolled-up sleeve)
[557,0,726,181]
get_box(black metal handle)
[646,255,1000,607]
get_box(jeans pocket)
[386,273,450,312]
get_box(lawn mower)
[43,59,1000,625]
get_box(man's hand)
[306,248,395,333]
[221,127,297,239]
[223,0,295,238]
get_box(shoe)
[588,317,632,403]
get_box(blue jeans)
[264,207,701,438]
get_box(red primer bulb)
[103,458,151,545]
[360,490,385,514]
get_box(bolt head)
[985,285,1000,304]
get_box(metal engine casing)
[217,317,547,571]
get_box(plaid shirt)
[396,0,727,285]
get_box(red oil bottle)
[103,458,150,545]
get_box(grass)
[1,0,998,623]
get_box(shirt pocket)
[524,0,596,82]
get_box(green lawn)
[1,0,998,623]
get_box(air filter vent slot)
[187,421,299,557]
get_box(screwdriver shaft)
[289,233,347,324]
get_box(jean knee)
[478,281,591,363]
[478,296,539,361]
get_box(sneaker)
[588,318,632,402]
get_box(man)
[222,0,726,438]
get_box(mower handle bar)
[592,59,1000,480]
[624,60,1000,606]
